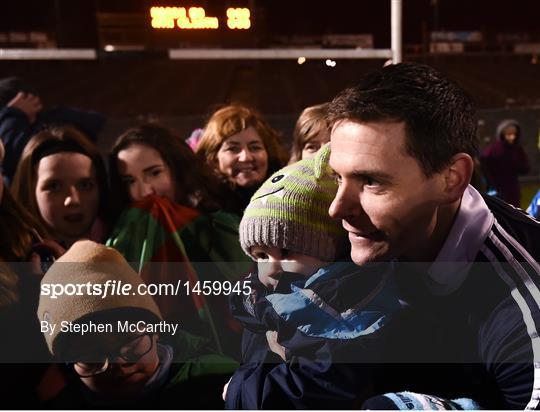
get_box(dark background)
[2,0,540,48]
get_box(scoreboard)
[146,3,255,48]
[150,6,251,30]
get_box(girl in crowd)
[109,124,228,215]
[289,103,330,163]
[107,124,250,358]
[196,104,288,213]
[11,126,108,248]
[0,139,62,407]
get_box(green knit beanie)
[239,144,346,261]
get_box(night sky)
[2,0,540,47]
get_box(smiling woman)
[109,124,229,214]
[216,126,269,189]
[196,104,289,214]
[116,144,176,203]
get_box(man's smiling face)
[329,120,446,265]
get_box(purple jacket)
[480,119,529,207]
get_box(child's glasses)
[72,332,155,377]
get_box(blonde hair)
[196,105,288,180]
[289,103,330,164]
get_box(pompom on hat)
[239,144,347,262]
[37,240,162,356]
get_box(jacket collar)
[426,185,494,295]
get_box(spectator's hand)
[222,376,232,401]
[7,91,43,123]
[266,330,286,361]
[30,239,65,276]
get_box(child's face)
[117,143,176,203]
[35,152,99,243]
[250,245,327,290]
[301,131,330,160]
[72,332,160,398]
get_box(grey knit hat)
[239,144,346,261]
[37,240,162,356]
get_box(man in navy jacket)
[326,62,540,409]
[227,62,540,410]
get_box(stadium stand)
[1,55,539,155]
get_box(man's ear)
[441,153,474,203]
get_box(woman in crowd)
[11,126,109,248]
[107,124,251,358]
[289,103,330,163]
[109,124,229,216]
[196,104,288,213]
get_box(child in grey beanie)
[225,146,403,408]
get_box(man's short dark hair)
[327,62,478,176]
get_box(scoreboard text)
[150,6,251,30]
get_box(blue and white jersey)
[388,185,540,410]
[227,185,540,410]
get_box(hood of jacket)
[496,119,521,142]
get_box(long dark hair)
[11,126,109,238]
[109,124,231,214]
[0,188,47,262]
[0,183,50,307]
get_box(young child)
[37,240,238,408]
[11,126,109,248]
[225,145,403,408]
[289,103,330,163]
[225,146,482,410]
